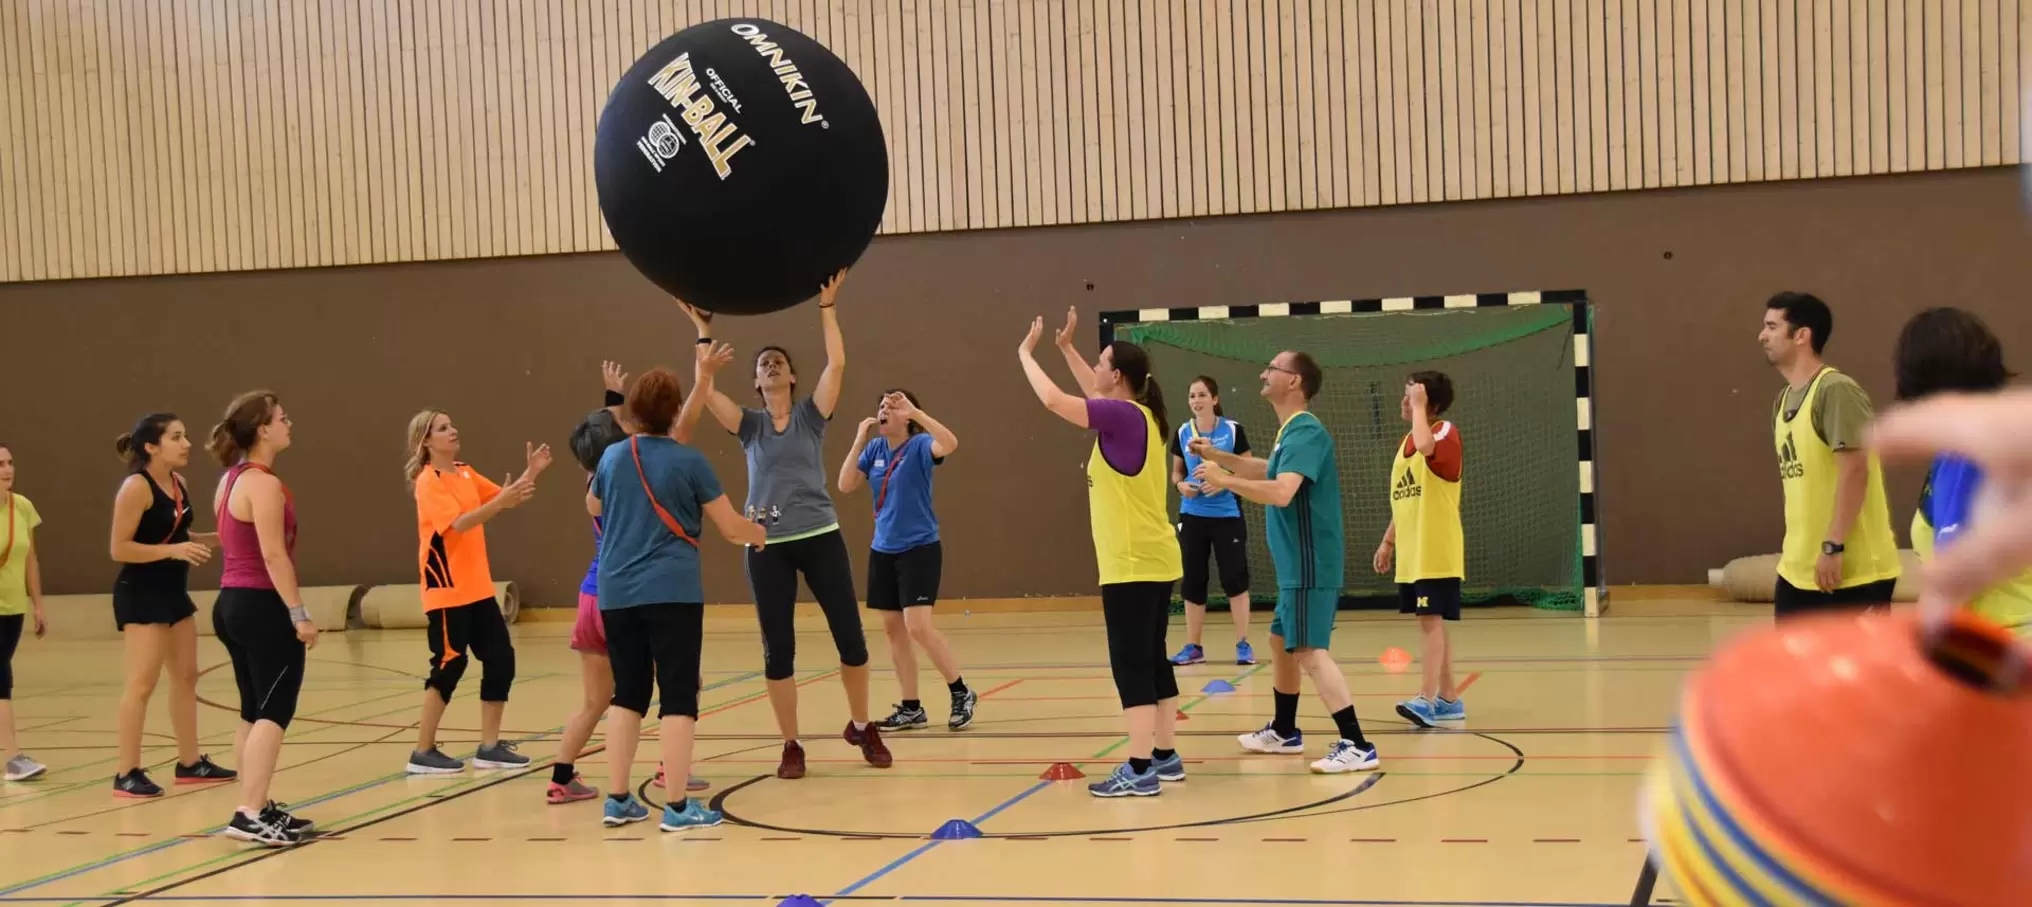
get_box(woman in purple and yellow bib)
[1018,308,1185,799]
[1894,307,2031,638]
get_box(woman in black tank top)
[107,414,236,798]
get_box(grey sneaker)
[406,747,465,775]
[473,741,530,769]
[4,754,47,782]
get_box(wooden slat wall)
[2,0,2025,283]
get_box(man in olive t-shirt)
[1758,292,1902,617]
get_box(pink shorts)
[570,592,607,655]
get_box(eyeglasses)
[1264,364,1299,376]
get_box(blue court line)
[0,670,769,899]
[829,780,1053,900]
[0,895,1628,906]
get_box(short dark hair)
[881,388,925,435]
[1407,371,1455,416]
[1894,307,2014,401]
[569,409,629,472]
[627,368,686,436]
[1767,291,1833,355]
[1287,351,1323,400]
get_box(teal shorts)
[1270,587,1339,652]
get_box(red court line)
[697,670,842,719]
[1454,671,1484,695]
[695,753,1658,766]
[972,678,1027,699]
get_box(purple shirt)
[1087,399,1152,476]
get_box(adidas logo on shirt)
[1392,469,1422,501]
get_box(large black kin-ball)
[594,19,889,316]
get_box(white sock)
[853,721,868,731]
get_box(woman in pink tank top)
[205,390,317,847]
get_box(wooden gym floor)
[0,596,1740,906]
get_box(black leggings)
[212,588,307,728]
[605,604,704,718]
[1101,581,1180,708]
[746,529,869,680]
[0,614,21,700]
[423,598,516,703]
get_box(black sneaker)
[223,809,301,847]
[949,689,979,731]
[877,703,929,731]
[262,800,315,833]
[113,769,164,799]
[174,755,238,785]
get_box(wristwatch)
[1821,541,1845,556]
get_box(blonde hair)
[402,410,443,491]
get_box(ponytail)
[1138,377,1169,435]
[209,392,280,467]
[115,412,181,471]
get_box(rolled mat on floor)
[1708,551,1923,603]
[355,582,520,629]
[35,585,362,642]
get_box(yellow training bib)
[1388,425,1464,583]
[1086,402,1185,586]
[1773,368,1900,591]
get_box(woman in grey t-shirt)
[679,271,890,781]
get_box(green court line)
[9,669,779,902]
[1090,664,1267,761]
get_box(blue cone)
[931,818,984,839]
[778,897,824,907]
[1201,679,1237,693]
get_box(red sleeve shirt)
[1400,422,1463,482]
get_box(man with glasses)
[1192,351,1379,773]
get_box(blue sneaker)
[1087,761,1161,798]
[1235,639,1256,665]
[1169,644,1205,666]
[660,798,724,832]
[1430,696,1466,721]
[1395,696,1438,728]
[1152,751,1186,782]
[602,795,650,827]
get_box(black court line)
[707,771,1388,840]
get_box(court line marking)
[0,670,775,899]
[0,895,1633,905]
[829,780,1054,900]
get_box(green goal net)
[1115,304,1585,611]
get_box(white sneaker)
[1236,725,1305,754]
[5,754,48,781]
[1309,739,1380,774]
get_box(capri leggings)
[1100,581,1180,709]
[746,529,869,681]
[604,604,704,718]
[423,598,516,703]
[0,614,22,700]
[212,588,307,728]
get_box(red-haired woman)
[590,359,764,831]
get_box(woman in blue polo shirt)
[838,390,976,732]
[1169,376,1256,666]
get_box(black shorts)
[112,579,197,630]
[1398,578,1463,621]
[212,587,307,728]
[868,542,943,611]
[1773,577,1897,619]
[1099,581,1179,709]
[604,603,704,718]
[0,613,22,700]
[1178,514,1251,602]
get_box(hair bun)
[114,433,133,456]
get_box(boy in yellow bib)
[1375,372,1466,728]
[1758,292,1900,616]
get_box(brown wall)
[4,166,2027,606]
